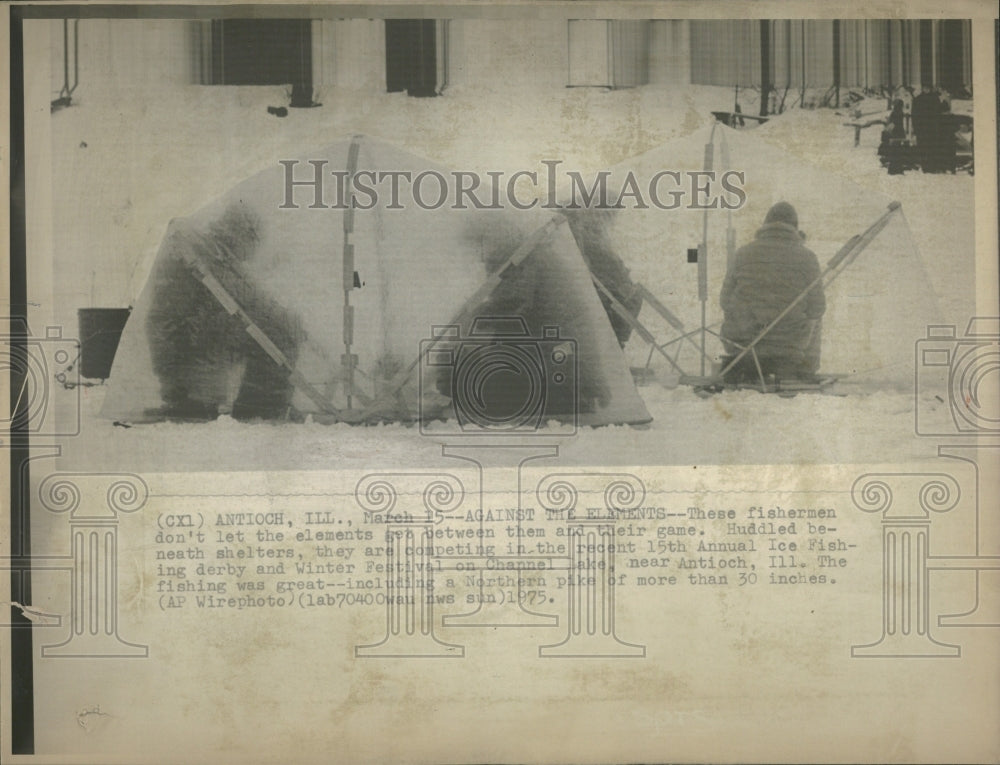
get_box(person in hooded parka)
[911,84,948,172]
[719,201,826,381]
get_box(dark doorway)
[208,19,313,103]
[759,19,771,116]
[919,20,934,86]
[385,19,439,97]
[937,20,968,95]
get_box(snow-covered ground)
[41,82,979,471]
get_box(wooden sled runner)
[689,371,852,398]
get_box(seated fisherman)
[911,84,947,172]
[878,99,910,174]
[719,202,826,381]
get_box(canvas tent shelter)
[101,137,651,429]
[598,123,943,388]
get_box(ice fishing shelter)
[102,137,652,428]
[600,123,943,388]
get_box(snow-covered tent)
[600,123,943,388]
[101,137,652,429]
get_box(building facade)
[50,16,973,105]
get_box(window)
[198,19,315,105]
[935,20,972,95]
[568,20,650,88]
[384,19,448,97]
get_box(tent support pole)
[356,214,569,422]
[697,122,733,376]
[633,283,711,362]
[698,128,714,376]
[341,136,363,410]
[175,229,342,417]
[590,276,687,376]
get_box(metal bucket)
[77,308,131,380]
